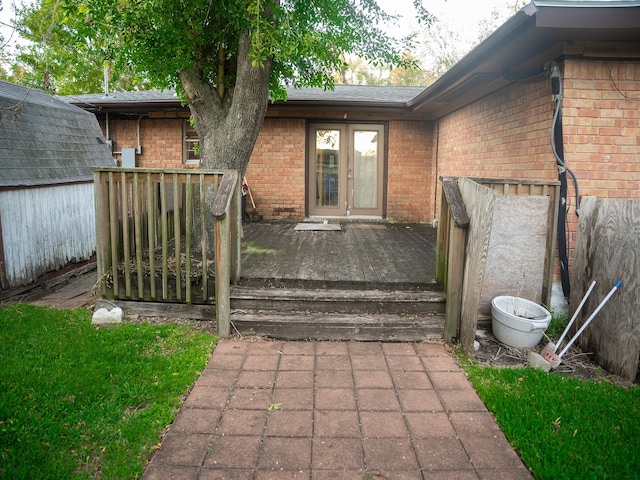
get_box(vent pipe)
[102,65,110,99]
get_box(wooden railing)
[93,167,242,337]
[436,176,560,355]
[436,178,470,345]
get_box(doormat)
[294,223,341,231]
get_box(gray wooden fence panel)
[457,177,495,354]
[479,194,549,315]
[0,183,96,288]
[571,196,639,381]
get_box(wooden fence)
[571,196,639,381]
[436,176,560,354]
[93,168,242,337]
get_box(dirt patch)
[473,328,637,388]
[126,314,218,335]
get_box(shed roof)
[0,81,115,188]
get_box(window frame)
[183,120,200,165]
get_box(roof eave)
[271,99,413,109]
[407,4,537,112]
[407,1,640,118]
[73,100,183,113]
[534,0,640,28]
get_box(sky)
[378,0,519,38]
[1,0,523,63]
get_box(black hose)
[557,169,571,300]
[551,70,580,216]
[551,73,572,301]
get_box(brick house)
[64,1,640,280]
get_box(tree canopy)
[9,0,434,172]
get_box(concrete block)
[92,307,123,324]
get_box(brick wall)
[100,117,189,169]
[96,59,640,233]
[387,120,436,223]
[562,59,640,265]
[436,77,557,182]
[246,118,307,219]
[245,118,437,222]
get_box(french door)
[308,123,385,217]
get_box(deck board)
[241,221,437,285]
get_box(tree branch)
[217,45,225,99]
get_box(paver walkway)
[142,339,532,480]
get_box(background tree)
[1,0,13,80]
[416,0,528,85]
[26,0,433,173]
[476,0,527,43]
[11,0,150,94]
[418,21,465,82]
[335,52,431,86]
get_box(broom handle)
[556,280,596,351]
[557,280,622,360]
[243,176,256,209]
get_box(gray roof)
[64,89,181,109]
[281,85,426,104]
[61,85,427,111]
[0,81,115,188]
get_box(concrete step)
[230,286,446,315]
[229,310,445,342]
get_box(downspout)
[433,120,440,226]
[550,63,580,301]
[105,112,110,142]
[136,115,146,154]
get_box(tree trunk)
[179,31,271,255]
[179,32,272,174]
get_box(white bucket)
[491,296,551,348]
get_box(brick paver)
[141,339,533,480]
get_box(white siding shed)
[0,81,115,291]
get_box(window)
[183,120,199,164]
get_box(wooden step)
[229,311,445,342]
[96,282,447,342]
[230,286,446,315]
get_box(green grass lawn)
[462,362,640,480]
[0,303,216,479]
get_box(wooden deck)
[59,220,444,341]
[240,221,437,287]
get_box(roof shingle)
[1,81,115,188]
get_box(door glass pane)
[315,129,340,207]
[353,131,378,209]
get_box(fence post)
[435,185,450,287]
[93,169,109,296]
[230,173,242,284]
[214,214,231,337]
[212,171,239,338]
[440,178,470,345]
[542,183,560,307]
